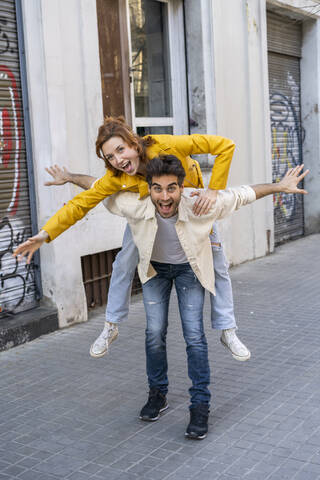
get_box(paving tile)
[17,471,62,480]
[2,463,26,476]
[92,466,122,480]
[67,472,94,480]
[79,462,104,475]
[144,469,169,480]
[32,453,87,477]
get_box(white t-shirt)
[151,212,188,264]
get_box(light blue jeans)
[106,223,236,330]
[143,262,210,407]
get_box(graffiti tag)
[0,217,35,315]
[270,92,303,220]
[0,17,10,55]
[0,65,21,216]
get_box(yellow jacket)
[43,134,235,241]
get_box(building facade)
[0,0,319,331]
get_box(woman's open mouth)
[120,160,133,173]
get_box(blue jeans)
[106,223,236,330]
[210,224,236,330]
[143,262,210,407]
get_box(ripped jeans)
[106,223,236,330]
[143,261,210,407]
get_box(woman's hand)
[191,188,218,216]
[13,231,49,264]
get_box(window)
[128,0,188,135]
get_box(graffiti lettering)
[0,17,10,55]
[0,15,36,316]
[270,92,303,220]
[0,217,35,315]
[0,65,21,216]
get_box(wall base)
[0,306,58,351]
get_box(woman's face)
[101,136,141,175]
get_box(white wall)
[301,19,320,234]
[210,0,273,265]
[20,0,320,327]
[21,0,125,327]
[208,0,320,264]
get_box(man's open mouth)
[158,201,173,215]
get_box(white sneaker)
[220,328,251,361]
[90,322,119,358]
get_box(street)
[1,234,320,480]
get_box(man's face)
[149,174,184,218]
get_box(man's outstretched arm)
[205,164,309,222]
[45,165,97,190]
[252,164,308,199]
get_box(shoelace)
[100,326,116,340]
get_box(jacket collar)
[144,198,156,220]
[177,196,189,223]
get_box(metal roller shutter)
[267,12,304,244]
[0,0,38,316]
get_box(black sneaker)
[185,403,209,439]
[139,388,168,421]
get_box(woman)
[14,116,250,361]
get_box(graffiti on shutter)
[0,0,38,316]
[267,12,304,244]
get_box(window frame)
[127,0,188,135]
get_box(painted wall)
[19,0,320,328]
[208,0,320,265]
[301,19,320,234]
[209,0,273,265]
[21,0,125,327]
[0,4,39,316]
[184,0,217,168]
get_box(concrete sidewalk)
[1,234,320,480]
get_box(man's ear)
[180,184,184,192]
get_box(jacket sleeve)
[106,192,145,220]
[213,186,256,220]
[170,134,235,190]
[42,172,121,242]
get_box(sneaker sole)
[185,431,207,440]
[220,338,251,362]
[89,331,119,358]
[139,403,169,422]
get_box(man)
[105,155,308,439]
[44,162,250,362]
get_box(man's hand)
[44,165,71,186]
[253,164,309,199]
[191,188,218,216]
[13,231,49,264]
[278,164,309,194]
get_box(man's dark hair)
[146,155,186,187]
